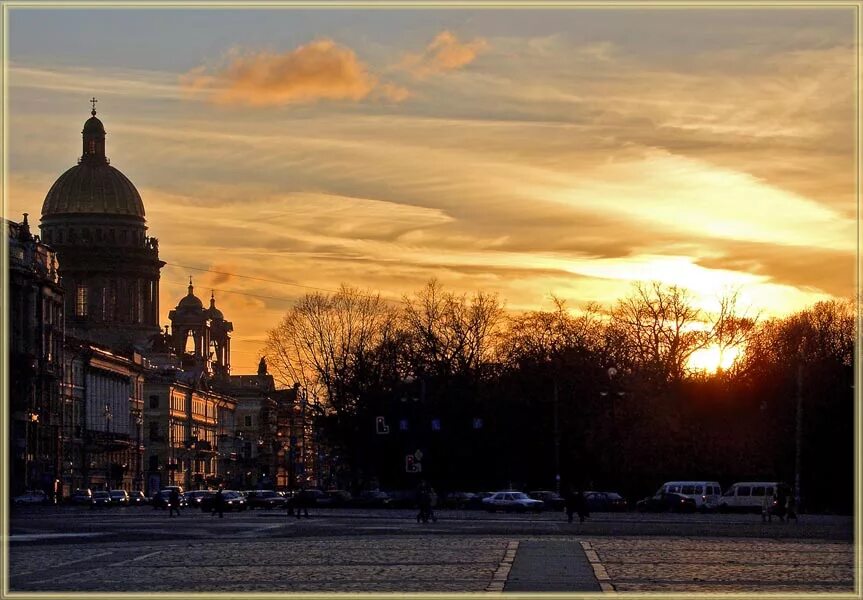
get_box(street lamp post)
[553,378,560,495]
[103,404,112,488]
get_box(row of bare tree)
[265,280,854,512]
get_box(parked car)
[469,492,495,510]
[654,481,722,512]
[318,490,353,507]
[71,488,93,505]
[128,490,147,506]
[91,490,112,507]
[152,489,189,509]
[482,491,544,513]
[529,490,566,511]
[199,490,247,512]
[186,490,215,508]
[290,488,325,508]
[719,482,784,513]
[354,490,393,508]
[109,489,130,506]
[13,490,47,504]
[584,491,629,512]
[443,491,478,509]
[636,492,697,513]
[248,490,286,509]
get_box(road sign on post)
[406,455,422,473]
[375,416,390,434]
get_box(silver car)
[482,491,544,513]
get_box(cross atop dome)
[90,96,98,116]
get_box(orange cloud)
[401,31,488,78]
[182,39,398,106]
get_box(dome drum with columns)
[40,103,164,350]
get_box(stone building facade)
[143,373,236,493]
[61,340,145,494]
[8,215,64,498]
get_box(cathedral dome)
[41,105,145,220]
[42,162,145,218]
[176,278,204,313]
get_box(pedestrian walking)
[295,486,310,519]
[168,488,181,518]
[775,486,788,523]
[565,486,576,523]
[212,487,224,518]
[575,489,588,523]
[415,481,437,523]
[786,494,798,523]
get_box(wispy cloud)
[181,39,409,106]
[399,30,488,78]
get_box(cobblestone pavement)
[587,537,856,594]
[8,536,509,593]
[5,508,856,595]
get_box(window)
[752,486,766,496]
[148,455,159,470]
[89,140,96,154]
[244,415,253,427]
[149,422,160,441]
[75,285,88,317]
[766,486,775,496]
[681,485,696,495]
[149,395,159,409]
[737,486,751,497]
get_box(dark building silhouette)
[39,104,164,351]
[8,215,64,498]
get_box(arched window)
[185,330,196,354]
[89,140,96,155]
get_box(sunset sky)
[5,6,857,374]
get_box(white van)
[657,481,722,511]
[719,482,785,513]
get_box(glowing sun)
[688,344,741,373]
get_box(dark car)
[200,490,247,512]
[289,488,325,509]
[636,492,697,513]
[109,489,130,506]
[13,490,48,505]
[354,490,392,508]
[443,491,478,509]
[152,489,189,509]
[318,490,353,507]
[128,490,147,506]
[186,490,215,508]
[248,490,286,509]
[91,490,112,507]
[71,488,93,505]
[529,490,566,511]
[585,491,629,512]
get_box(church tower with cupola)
[40,101,164,350]
[168,279,233,377]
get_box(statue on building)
[258,356,268,376]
